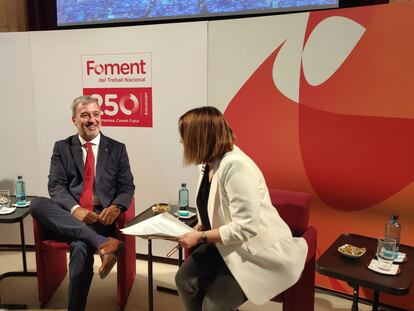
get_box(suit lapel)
[71,136,84,176]
[96,133,109,183]
[208,159,221,228]
[194,165,205,224]
[195,165,205,203]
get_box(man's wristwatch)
[200,231,208,244]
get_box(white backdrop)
[0,22,207,257]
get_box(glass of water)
[0,190,10,210]
[376,237,396,271]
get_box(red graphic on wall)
[224,4,414,308]
[225,5,414,213]
[299,7,414,211]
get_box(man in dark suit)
[30,95,135,311]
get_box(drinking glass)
[0,190,11,210]
[376,237,396,271]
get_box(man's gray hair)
[71,95,98,116]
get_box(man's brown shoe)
[97,237,124,279]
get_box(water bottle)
[16,176,26,205]
[385,214,401,258]
[178,183,189,210]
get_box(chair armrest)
[40,240,70,250]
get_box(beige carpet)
[0,251,372,311]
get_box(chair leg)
[35,248,68,306]
[116,232,136,308]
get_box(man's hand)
[99,205,121,226]
[73,207,100,224]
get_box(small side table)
[316,233,414,311]
[126,205,197,311]
[0,197,37,309]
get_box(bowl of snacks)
[338,244,366,258]
[151,203,170,213]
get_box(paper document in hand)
[121,212,195,240]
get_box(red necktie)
[79,142,95,210]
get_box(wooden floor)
[0,250,374,311]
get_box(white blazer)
[195,146,308,305]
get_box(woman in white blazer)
[175,106,308,311]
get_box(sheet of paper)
[121,212,194,239]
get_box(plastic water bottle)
[16,176,26,205]
[178,183,189,210]
[385,214,401,258]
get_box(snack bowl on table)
[338,243,366,258]
[152,203,170,213]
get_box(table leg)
[148,239,153,311]
[0,219,36,309]
[20,220,28,272]
[372,290,380,311]
[0,302,28,309]
[0,220,36,280]
[156,246,180,296]
[352,285,359,311]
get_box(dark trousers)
[175,243,246,311]
[30,197,115,311]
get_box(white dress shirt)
[70,133,101,213]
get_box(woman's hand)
[178,231,202,249]
[194,222,204,231]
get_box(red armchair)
[32,200,136,310]
[269,189,317,311]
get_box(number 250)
[93,94,139,116]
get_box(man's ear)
[72,116,76,125]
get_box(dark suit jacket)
[48,133,135,212]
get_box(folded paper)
[121,212,194,240]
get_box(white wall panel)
[0,32,39,244]
[0,22,207,256]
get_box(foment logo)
[86,60,147,76]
